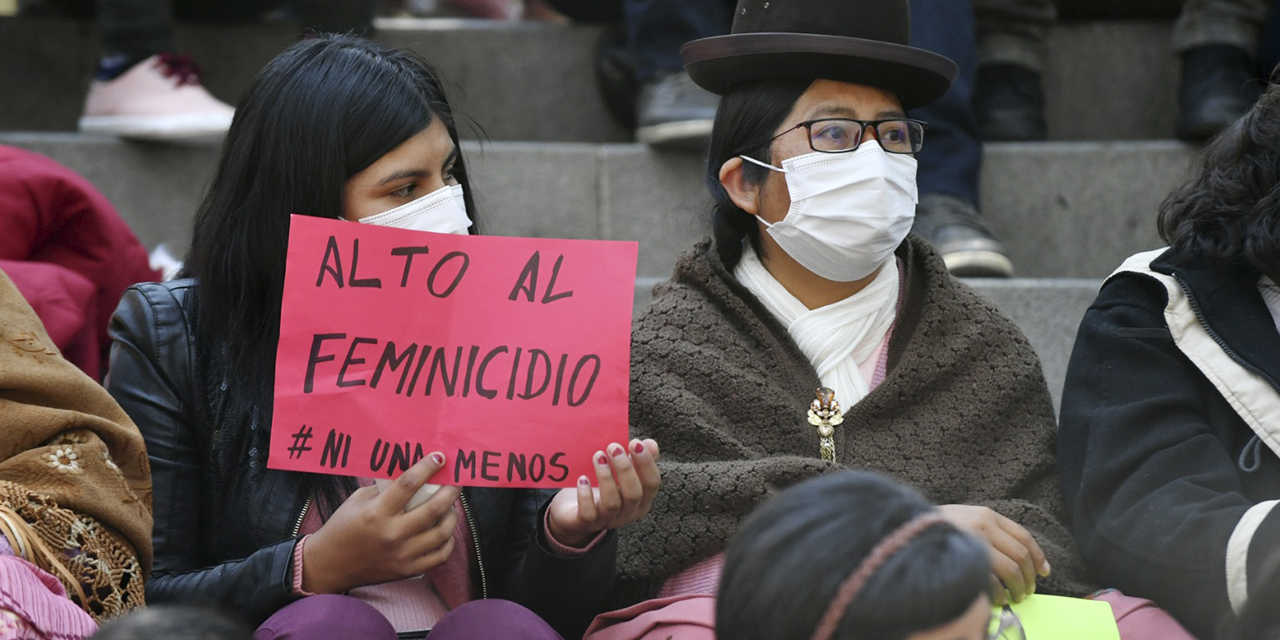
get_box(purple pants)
[254,594,564,640]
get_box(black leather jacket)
[106,280,616,637]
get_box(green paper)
[998,594,1120,640]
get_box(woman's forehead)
[792,80,905,118]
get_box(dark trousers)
[620,0,984,205]
[910,0,983,206]
[254,595,564,640]
[623,0,732,82]
[85,0,374,60]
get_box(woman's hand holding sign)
[546,439,661,548]
[303,453,461,594]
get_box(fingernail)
[609,445,625,458]
[596,453,608,466]
[632,440,645,454]
[431,452,445,465]
[578,475,590,486]
[1041,561,1051,576]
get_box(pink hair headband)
[810,512,949,640]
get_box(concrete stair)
[3,17,1180,141]
[0,134,1193,279]
[0,14,1207,404]
[1,132,1177,404]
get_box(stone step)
[2,16,1181,141]
[0,132,1194,279]
[633,276,1101,410]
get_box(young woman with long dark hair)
[105,35,659,640]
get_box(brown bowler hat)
[681,0,957,109]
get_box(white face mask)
[357,184,472,235]
[740,141,917,282]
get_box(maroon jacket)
[0,145,160,378]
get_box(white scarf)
[734,244,899,408]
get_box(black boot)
[912,194,1014,278]
[634,71,718,151]
[975,64,1047,142]
[593,27,640,130]
[1175,45,1261,142]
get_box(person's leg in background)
[95,0,172,66]
[299,0,375,36]
[1174,0,1272,140]
[909,0,1014,278]
[177,0,373,36]
[972,0,1056,141]
[80,0,239,140]
[1254,1,1280,74]
[80,0,374,142]
[625,0,730,149]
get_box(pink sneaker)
[79,53,234,141]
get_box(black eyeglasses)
[770,118,927,155]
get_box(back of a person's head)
[92,605,253,640]
[717,471,989,640]
[1158,72,1280,279]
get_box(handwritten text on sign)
[270,215,637,488]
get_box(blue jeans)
[911,0,983,206]
[76,0,374,60]
[621,0,984,204]
[623,0,732,82]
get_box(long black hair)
[705,78,812,270]
[1158,77,1280,282]
[717,471,991,640]
[182,35,478,510]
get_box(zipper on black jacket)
[458,491,488,599]
[290,494,313,538]
[1175,272,1280,397]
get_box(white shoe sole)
[636,119,714,149]
[79,112,233,141]
[943,250,1015,278]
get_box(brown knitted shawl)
[0,269,152,620]
[617,235,1092,603]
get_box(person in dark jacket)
[1059,75,1280,640]
[104,35,660,640]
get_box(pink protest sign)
[270,215,637,488]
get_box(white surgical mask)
[358,184,472,235]
[740,141,917,282]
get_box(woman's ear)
[719,157,760,216]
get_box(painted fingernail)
[632,441,645,454]
[596,453,608,466]
[609,445,625,458]
[579,475,590,486]
[431,452,445,465]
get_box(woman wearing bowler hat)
[585,0,1197,638]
